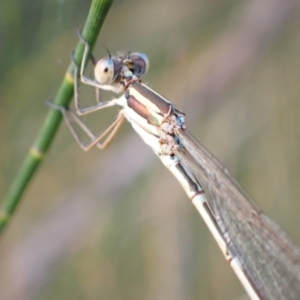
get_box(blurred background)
[1,0,300,299]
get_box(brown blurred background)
[1,0,300,299]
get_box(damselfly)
[51,32,300,300]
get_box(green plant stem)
[0,0,114,233]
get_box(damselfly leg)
[48,101,126,150]
[72,33,120,115]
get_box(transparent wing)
[176,129,300,300]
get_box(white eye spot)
[94,58,114,84]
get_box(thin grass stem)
[0,0,114,233]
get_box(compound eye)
[129,53,149,77]
[94,58,114,85]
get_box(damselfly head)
[94,52,149,92]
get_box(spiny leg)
[95,113,125,149]
[69,110,125,150]
[88,54,102,104]
[48,101,125,151]
[72,51,118,116]
[71,31,119,116]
